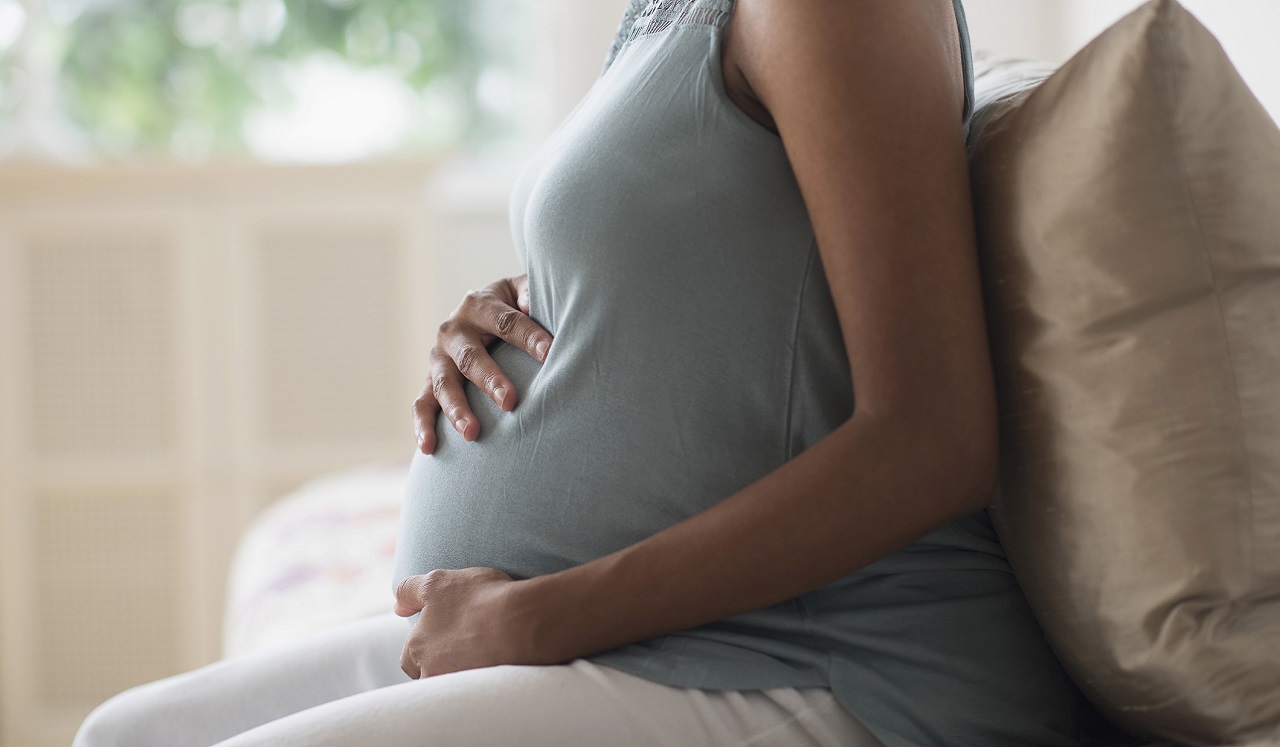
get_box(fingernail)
[494,387,509,408]
[535,340,549,361]
[454,418,468,435]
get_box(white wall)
[961,1,1074,63]
[532,0,631,140]
[962,0,1280,123]
[1065,1,1280,123]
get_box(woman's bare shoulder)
[722,0,965,136]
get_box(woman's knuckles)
[413,392,437,414]
[430,373,451,400]
[436,317,460,340]
[496,308,526,337]
[422,567,452,590]
[454,344,480,375]
[458,289,486,314]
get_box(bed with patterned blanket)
[222,458,410,658]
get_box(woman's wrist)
[513,571,574,663]
[509,561,619,665]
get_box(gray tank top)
[393,2,1081,744]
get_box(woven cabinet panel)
[31,487,182,708]
[27,230,176,458]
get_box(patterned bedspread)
[222,458,410,658]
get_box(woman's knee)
[72,615,411,747]
[73,682,170,747]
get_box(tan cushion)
[966,1,1280,744]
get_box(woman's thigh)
[210,657,886,747]
[73,611,412,747]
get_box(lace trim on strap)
[600,0,732,77]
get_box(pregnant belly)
[390,339,785,590]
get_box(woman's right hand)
[413,274,552,455]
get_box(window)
[0,0,536,162]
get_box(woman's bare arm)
[396,0,997,676]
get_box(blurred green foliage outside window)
[0,0,535,162]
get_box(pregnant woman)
[75,0,1083,745]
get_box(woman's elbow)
[858,389,1000,519]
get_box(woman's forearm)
[516,409,998,662]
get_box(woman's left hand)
[394,568,552,679]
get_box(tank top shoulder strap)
[601,0,651,77]
[600,0,975,135]
[952,0,977,138]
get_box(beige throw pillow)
[966,1,1280,744]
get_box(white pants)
[73,612,884,747]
